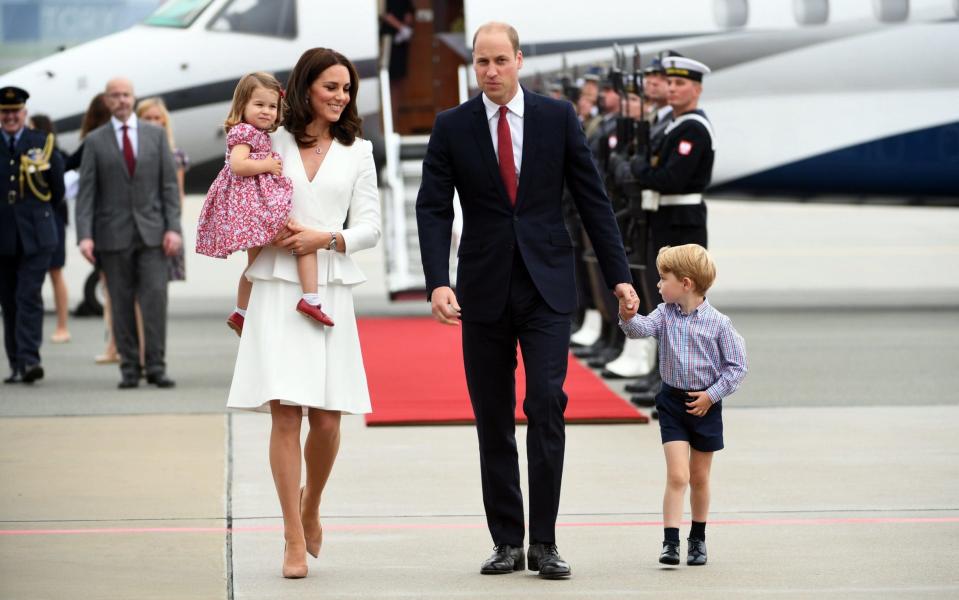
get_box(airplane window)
[208,0,297,38]
[144,0,215,28]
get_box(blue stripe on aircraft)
[714,121,959,197]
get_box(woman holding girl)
[224,50,380,579]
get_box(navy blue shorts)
[656,383,724,452]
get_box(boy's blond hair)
[223,72,284,134]
[656,244,717,294]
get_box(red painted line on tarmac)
[2,516,958,536]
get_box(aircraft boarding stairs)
[380,131,463,300]
[379,69,463,301]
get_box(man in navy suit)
[416,22,638,579]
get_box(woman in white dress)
[227,48,380,579]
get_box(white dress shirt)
[482,86,524,181]
[111,114,139,158]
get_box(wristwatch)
[328,232,338,252]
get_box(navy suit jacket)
[416,88,631,322]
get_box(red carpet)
[358,318,648,426]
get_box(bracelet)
[328,232,338,252]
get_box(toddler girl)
[196,72,333,334]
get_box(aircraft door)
[385,0,464,134]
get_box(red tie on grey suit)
[497,105,517,205]
[121,124,136,177]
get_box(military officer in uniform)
[0,86,65,383]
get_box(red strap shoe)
[226,312,244,337]
[296,299,335,327]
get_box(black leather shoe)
[687,537,707,565]
[146,373,176,388]
[600,368,635,379]
[625,374,659,394]
[571,340,607,359]
[118,376,139,389]
[21,364,44,384]
[480,545,524,574]
[527,543,571,579]
[586,347,621,369]
[3,370,22,384]
[630,393,656,408]
[659,540,680,565]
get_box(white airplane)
[3,0,956,301]
[2,0,956,196]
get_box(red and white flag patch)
[678,140,693,156]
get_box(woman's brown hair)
[79,93,111,139]
[223,72,284,134]
[284,47,362,147]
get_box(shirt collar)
[4,128,24,144]
[657,105,673,121]
[482,85,525,122]
[112,113,137,131]
[670,297,712,317]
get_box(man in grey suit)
[76,77,182,389]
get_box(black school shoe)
[687,537,707,565]
[22,364,44,383]
[659,540,680,565]
[480,545,524,574]
[528,543,571,579]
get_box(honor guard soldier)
[615,55,714,252]
[0,86,65,384]
[610,56,715,401]
[643,53,678,141]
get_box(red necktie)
[497,105,517,205]
[121,124,136,177]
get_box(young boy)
[619,244,747,566]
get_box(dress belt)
[658,193,703,206]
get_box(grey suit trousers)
[99,233,169,379]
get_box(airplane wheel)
[72,268,105,317]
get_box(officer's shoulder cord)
[19,132,54,201]
[665,114,717,150]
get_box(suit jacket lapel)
[134,125,145,182]
[469,95,510,206]
[515,88,538,210]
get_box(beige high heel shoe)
[300,486,322,559]
[282,542,308,579]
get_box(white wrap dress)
[226,127,380,414]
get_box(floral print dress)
[196,123,293,258]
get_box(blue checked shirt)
[619,299,747,404]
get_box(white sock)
[302,293,322,306]
[235,306,247,317]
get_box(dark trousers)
[0,242,52,372]
[461,252,572,546]
[98,237,169,379]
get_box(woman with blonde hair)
[137,97,189,281]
